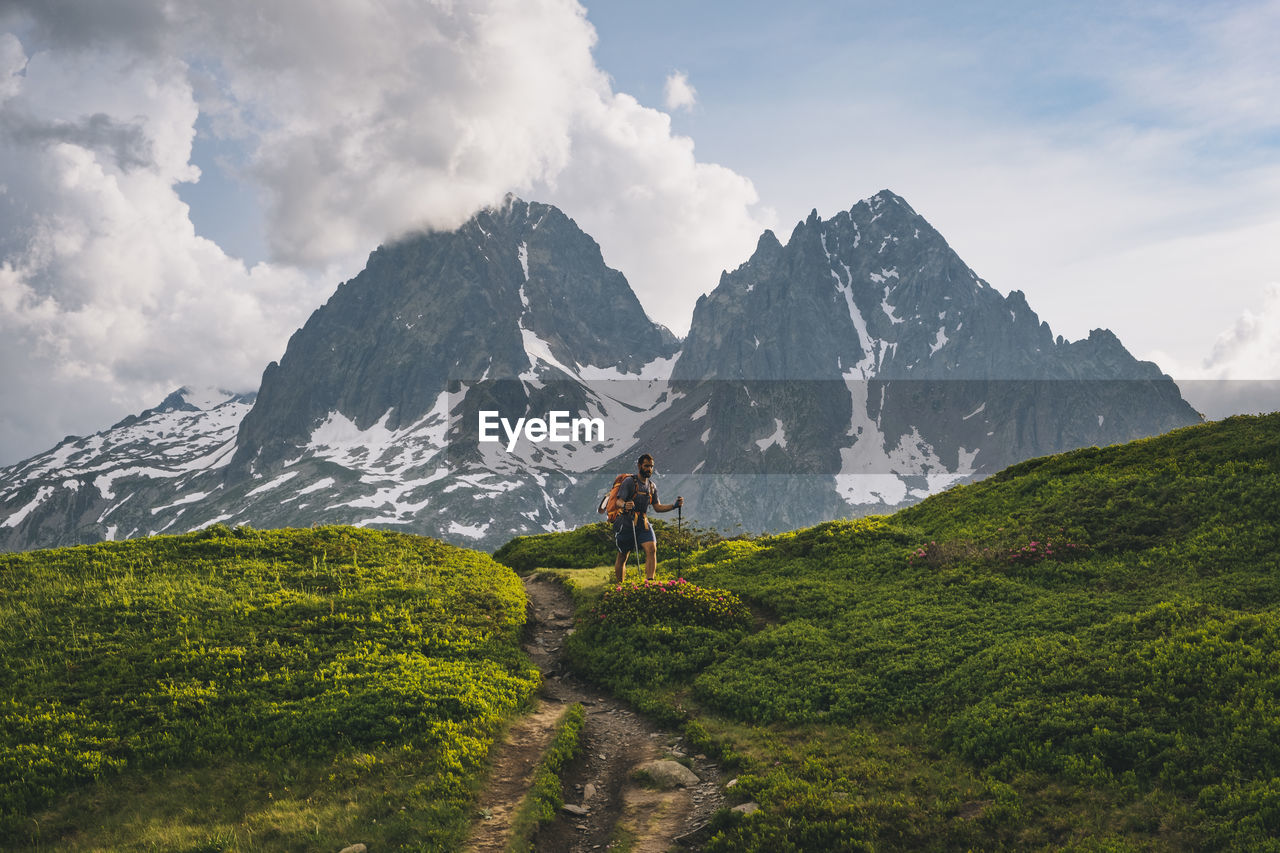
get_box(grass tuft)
[505,702,586,853]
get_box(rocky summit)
[231,197,678,477]
[0,192,1200,552]
[635,191,1199,531]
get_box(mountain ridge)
[0,190,1201,552]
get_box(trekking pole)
[630,511,641,579]
[677,501,683,575]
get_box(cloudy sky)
[2,0,1278,465]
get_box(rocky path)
[465,573,724,852]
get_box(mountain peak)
[229,198,678,476]
[756,229,782,254]
[781,191,927,249]
[871,188,909,205]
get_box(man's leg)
[614,550,628,583]
[642,541,657,581]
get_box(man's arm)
[654,496,684,513]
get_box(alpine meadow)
[521,412,1280,851]
[2,412,1277,849]
[1,527,539,850]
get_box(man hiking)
[613,453,683,582]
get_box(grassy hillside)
[0,525,539,851]
[557,413,1280,851]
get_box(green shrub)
[565,580,750,725]
[494,523,617,572]
[590,579,752,630]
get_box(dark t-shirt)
[621,475,656,515]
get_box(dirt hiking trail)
[465,573,725,852]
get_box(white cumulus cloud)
[0,0,771,464]
[0,36,324,464]
[663,70,697,112]
[534,89,770,335]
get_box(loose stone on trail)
[635,759,700,789]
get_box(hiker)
[612,453,683,582]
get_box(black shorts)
[614,516,656,551]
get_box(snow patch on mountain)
[295,477,336,496]
[520,327,570,384]
[332,474,443,517]
[150,491,212,516]
[837,277,879,378]
[449,521,491,539]
[834,369,976,507]
[97,492,135,523]
[577,352,680,381]
[756,419,788,451]
[246,472,299,497]
[93,466,179,500]
[305,392,450,474]
[1,486,54,528]
[882,293,905,325]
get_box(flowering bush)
[907,529,1090,569]
[1004,538,1088,565]
[591,579,751,630]
[906,539,985,569]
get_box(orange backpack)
[597,474,632,522]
